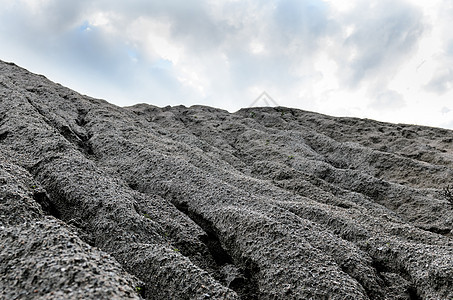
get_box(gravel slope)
[1,60,452,299]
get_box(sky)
[1,0,453,129]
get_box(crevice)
[407,286,422,300]
[25,96,53,128]
[32,189,61,219]
[416,225,451,237]
[128,182,138,190]
[173,201,259,300]
[371,258,422,300]
[339,264,380,300]
[28,159,96,247]
[58,124,94,157]
[76,108,88,127]
[0,130,8,142]
[199,232,233,266]
[174,203,233,270]
[25,97,94,157]
[327,158,350,170]
[75,109,95,157]
[65,216,96,247]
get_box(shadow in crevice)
[32,189,61,219]
[173,202,259,300]
[0,131,8,142]
[31,186,96,247]
[371,259,422,300]
[416,225,451,237]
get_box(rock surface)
[0,59,452,299]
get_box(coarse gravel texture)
[0,158,143,299]
[1,59,453,299]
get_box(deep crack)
[32,189,61,219]
[371,258,421,300]
[407,287,422,300]
[174,202,259,300]
[0,130,8,142]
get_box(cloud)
[425,67,453,94]
[441,107,451,114]
[332,0,424,88]
[0,0,339,104]
[369,89,405,111]
[273,0,330,42]
[2,0,453,128]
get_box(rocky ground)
[1,59,452,299]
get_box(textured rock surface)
[1,59,452,299]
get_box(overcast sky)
[1,0,453,129]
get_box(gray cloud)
[273,0,331,43]
[0,0,194,104]
[369,89,405,111]
[216,0,335,93]
[334,0,424,88]
[425,67,453,94]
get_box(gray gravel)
[1,59,453,299]
[0,159,142,299]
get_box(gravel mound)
[1,59,452,299]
